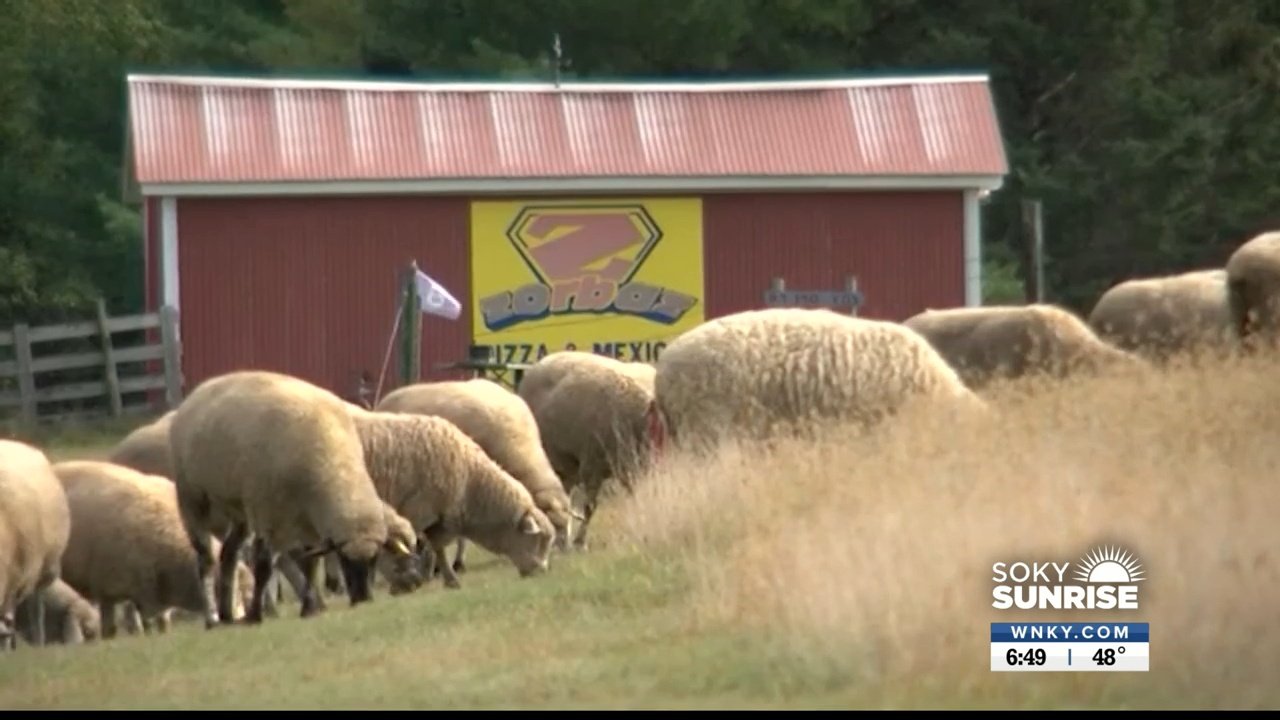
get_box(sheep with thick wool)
[0,440,71,651]
[52,460,258,638]
[902,303,1147,392]
[516,351,656,550]
[1226,230,1280,350]
[15,578,100,646]
[1088,269,1237,363]
[110,410,312,621]
[651,308,987,453]
[168,370,419,628]
[375,378,579,572]
[348,408,556,589]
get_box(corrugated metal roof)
[125,73,1008,187]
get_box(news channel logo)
[988,544,1150,672]
[992,544,1145,611]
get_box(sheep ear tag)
[520,512,541,535]
[390,539,412,556]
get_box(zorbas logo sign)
[479,205,698,332]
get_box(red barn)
[122,72,1008,401]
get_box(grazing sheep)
[168,370,418,628]
[516,352,656,550]
[108,411,176,477]
[1088,269,1237,363]
[375,378,580,572]
[902,303,1147,391]
[109,410,297,620]
[52,460,255,639]
[14,579,100,646]
[651,308,987,453]
[349,409,557,589]
[0,440,71,651]
[1226,230,1280,349]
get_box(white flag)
[414,268,462,320]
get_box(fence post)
[12,323,36,425]
[399,262,421,386]
[95,298,123,417]
[159,305,183,408]
[845,275,860,317]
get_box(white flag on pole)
[414,268,462,321]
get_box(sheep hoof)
[451,560,467,574]
[444,577,461,590]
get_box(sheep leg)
[452,538,467,575]
[121,603,144,635]
[100,597,120,635]
[571,483,601,552]
[288,550,327,618]
[216,524,249,626]
[423,527,461,589]
[30,591,45,647]
[244,537,275,624]
[0,613,14,651]
[62,612,82,645]
[323,553,345,595]
[338,554,375,606]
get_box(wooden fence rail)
[0,301,183,424]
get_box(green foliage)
[3,0,1280,322]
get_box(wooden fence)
[0,301,183,424]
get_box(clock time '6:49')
[1007,648,1047,666]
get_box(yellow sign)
[470,198,705,364]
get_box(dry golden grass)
[608,349,1280,709]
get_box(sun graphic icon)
[1073,545,1146,584]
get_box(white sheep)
[375,378,580,572]
[14,578,100,646]
[651,308,987,453]
[0,439,71,651]
[1088,269,1237,363]
[1226,230,1280,349]
[168,370,419,628]
[516,352,656,550]
[348,408,557,589]
[902,303,1147,391]
[52,460,258,638]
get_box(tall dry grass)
[607,350,1280,708]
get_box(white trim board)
[141,174,1006,198]
[963,189,982,307]
[127,73,994,95]
[160,197,180,310]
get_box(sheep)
[14,579,100,646]
[108,409,299,622]
[51,460,256,639]
[516,352,656,551]
[0,440,71,651]
[375,378,580,572]
[650,307,987,453]
[902,303,1147,392]
[1088,269,1237,364]
[168,370,419,628]
[348,408,557,589]
[1226,230,1280,350]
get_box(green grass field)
[4,355,1280,710]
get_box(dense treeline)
[4,0,1280,324]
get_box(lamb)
[14,579,100,646]
[651,307,987,453]
[1226,230,1280,350]
[1088,269,1237,363]
[902,303,1147,392]
[168,370,419,628]
[51,460,258,639]
[348,408,556,589]
[0,440,71,651]
[516,352,657,550]
[375,378,580,572]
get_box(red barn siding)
[175,196,472,398]
[703,191,964,321]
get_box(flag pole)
[399,260,422,386]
